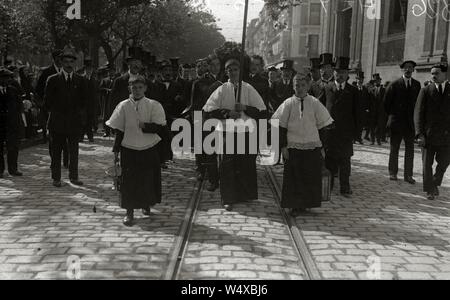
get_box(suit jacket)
[384,77,421,134]
[324,82,360,157]
[35,65,59,105]
[99,77,113,120]
[310,78,332,106]
[109,73,132,117]
[367,85,386,128]
[414,82,450,146]
[85,76,100,118]
[0,85,23,138]
[160,80,186,120]
[271,80,294,111]
[44,73,87,134]
[248,74,271,111]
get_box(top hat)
[372,73,382,80]
[310,58,321,70]
[127,46,143,62]
[280,60,295,71]
[319,53,334,67]
[356,71,365,79]
[400,60,417,69]
[267,66,278,72]
[334,57,350,70]
[0,68,14,78]
[61,46,78,60]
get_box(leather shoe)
[53,180,62,188]
[427,193,435,201]
[70,179,84,186]
[390,175,398,181]
[123,212,134,227]
[341,189,353,198]
[404,177,416,185]
[142,208,151,216]
[223,204,233,211]
[206,182,219,192]
[9,171,23,177]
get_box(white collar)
[54,64,61,73]
[61,69,73,80]
[335,81,346,90]
[435,81,447,92]
[403,75,412,83]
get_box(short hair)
[128,75,147,86]
[251,55,264,66]
[431,63,448,73]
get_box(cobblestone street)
[0,137,449,280]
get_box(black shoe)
[434,186,440,197]
[427,193,435,201]
[290,208,306,217]
[206,182,219,192]
[404,177,416,185]
[341,189,353,198]
[103,133,110,138]
[223,204,233,211]
[9,171,23,177]
[390,175,398,181]
[161,162,169,169]
[70,179,84,186]
[53,180,62,188]
[142,208,151,216]
[123,211,134,227]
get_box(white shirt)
[335,81,346,91]
[403,75,412,88]
[106,97,167,151]
[272,95,333,150]
[435,81,447,94]
[61,69,74,81]
[203,81,266,132]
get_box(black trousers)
[80,115,94,140]
[49,135,69,167]
[325,155,351,192]
[50,131,79,181]
[0,133,19,174]
[389,130,415,178]
[422,145,450,193]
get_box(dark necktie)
[300,98,304,117]
[406,80,411,90]
[438,84,443,95]
[67,75,72,87]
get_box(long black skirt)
[281,148,323,209]
[120,146,162,210]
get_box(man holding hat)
[0,68,24,178]
[44,46,88,187]
[271,59,295,110]
[384,60,421,184]
[324,57,360,197]
[415,64,450,200]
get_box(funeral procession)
[1,0,450,283]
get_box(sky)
[202,0,265,42]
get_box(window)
[310,3,321,25]
[308,34,319,57]
[388,0,408,35]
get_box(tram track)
[264,165,322,280]
[164,177,205,280]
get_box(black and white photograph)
[1,0,450,283]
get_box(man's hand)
[418,135,426,148]
[282,147,289,161]
[228,111,241,120]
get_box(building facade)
[320,0,450,83]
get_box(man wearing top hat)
[354,71,370,145]
[414,64,450,200]
[44,46,88,188]
[367,73,387,145]
[309,57,326,105]
[324,57,359,197]
[0,68,24,178]
[384,60,421,184]
[271,60,295,111]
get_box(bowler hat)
[372,73,382,80]
[400,60,417,68]
[310,58,321,70]
[319,53,334,67]
[334,57,350,70]
[61,46,78,60]
[280,60,295,71]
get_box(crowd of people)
[1,43,449,226]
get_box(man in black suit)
[0,68,23,178]
[36,50,62,143]
[80,58,99,143]
[414,64,450,200]
[44,46,87,188]
[99,65,115,137]
[309,57,327,106]
[384,60,421,184]
[248,55,271,112]
[271,60,295,110]
[368,73,386,145]
[324,57,359,198]
[354,71,371,145]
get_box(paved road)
[0,138,449,280]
